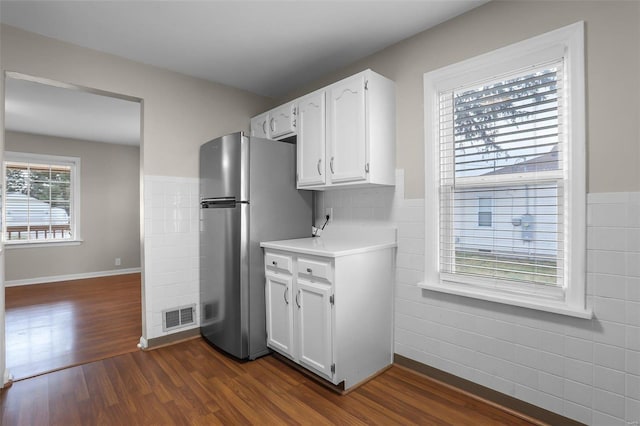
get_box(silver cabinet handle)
[306,267,312,273]
[270,118,275,132]
[330,157,335,174]
[317,159,322,175]
[283,287,289,305]
[295,290,301,308]
[262,120,267,134]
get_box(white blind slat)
[438,62,565,288]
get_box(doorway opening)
[3,73,143,380]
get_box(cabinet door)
[296,280,333,378]
[251,112,270,139]
[269,103,296,139]
[265,274,294,357]
[296,91,326,187]
[327,75,367,184]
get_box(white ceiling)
[4,77,141,146]
[1,0,488,144]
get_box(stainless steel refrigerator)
[199,132,312,360]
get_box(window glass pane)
[29,165,51,182]
[6,165,28,194]
[29,182,51,201]
[51,168,71,183]
[4,157,76,242]
[51,182,70,201]
[453,65,562,178]
[478,197,492,227]
[441,183,562,286]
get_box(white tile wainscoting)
[315,170,639,426]
[143,175,200,340]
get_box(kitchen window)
[421,22,590,318]
[3,152,81,246]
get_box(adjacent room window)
[422,22,589,318]
[3,152,81,245]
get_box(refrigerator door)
[199,133,250,359]
[199,132,311,361]
[199,132,248,201]
[199,194,250,359]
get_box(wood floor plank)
[5,273,142,380]
[286,382,368,425]
[2,331,545,425]
[2,274,550,425]
[390,368,530,426]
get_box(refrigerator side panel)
[247,137,313,359]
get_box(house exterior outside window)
[422,22,589,318]
[3,152,81,245]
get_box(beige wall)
[5,131,141,281]
[1,24,273,178]
[281,0,640,198]
[0,23,272,349]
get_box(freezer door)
[199,132,248,201]
[199,201,249,359]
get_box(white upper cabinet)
[250,69,395,190]
[300,70,395,190]
[250,102,296,141]
[327,74,367,184]
[250,112,270,139]
[296,91,326,187]
[269,102,297,139]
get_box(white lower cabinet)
[263,247,393,390]
[296,278,333,377]
[265,274,294,356]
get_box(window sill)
[418,280,592,319]
[5,239,83,249]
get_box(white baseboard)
[3,368,13,387]
[4,267,141,287]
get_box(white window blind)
[438,62,565,289]
[4,154,78,243]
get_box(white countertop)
[260,226,397,258]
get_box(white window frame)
[3,151,82,247]
[421,22,590,319]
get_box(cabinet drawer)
[298,258,332,282]
[265,252,293,274]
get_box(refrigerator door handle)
[201,197,238,209]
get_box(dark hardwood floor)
[0,337,539,425]
[5,273,141,380]
[3,275,543,424]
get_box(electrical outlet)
[325,208,333,222]
[115,257,121,266]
